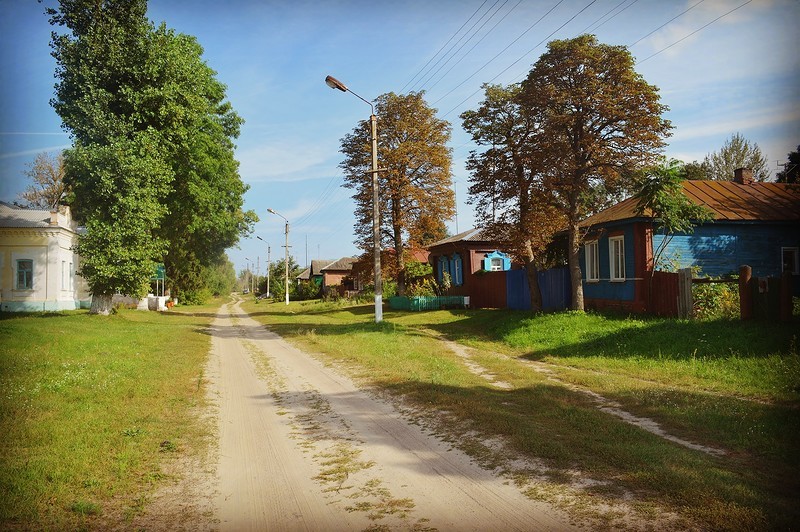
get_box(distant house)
[320,256,360,294]
[578,169,800,313]
[426,228,514,308]
[0,202,91,312]
[296,259,336,287]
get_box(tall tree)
[776,145,799,184]
[518,35,671,310]
[48,0,253,313]
[18,151,69,209]
[49,0,169,314]
[703,132,770,182]
[461,83,565,311]
[339,92,454,296]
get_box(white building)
[0,202,90,312]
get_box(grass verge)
[243,297,800,530]
[0,301,219,530]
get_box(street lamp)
[267,208,290,305]
[325,74,383,323]
[256,236,270,298]
[244,257,252,294]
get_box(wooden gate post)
[677,268,692,319]
[780,270,793,322]
[739,265,753,320]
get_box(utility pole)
[268,209,290,305]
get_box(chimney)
[734,168,753,185]
[49,209,59,226]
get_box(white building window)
[70,262,74,291]
[585,241,599,281]
[490,258,503,271]
[783,247,800,274]
[609,236,625,281]
[17,259,33,290]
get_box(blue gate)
[506,267,571,311]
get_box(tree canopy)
[461,83,565,311]
[339,91,454,295]
[701,132,771,182]
[518,35,671,310]
[48,0,254,312]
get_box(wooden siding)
[653,222,800,278]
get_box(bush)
[693,281,739,320]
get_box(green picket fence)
[388,296,469,311]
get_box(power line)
[400,0,491,93]
[439,0,599,118]
[424,0,524,93]
[411,0,504,92]
[582,0,639,34]
[629,0,706,48]
[431,0,565,107]
[636,0,753,64]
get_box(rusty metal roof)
[580,180,800,228]
[427,227,489,248]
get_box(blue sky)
[1,0,798,277]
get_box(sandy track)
[207,299,575,531]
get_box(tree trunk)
[525,261,543,312]
[522,239,543,312]
[393,222,406,296]
[568,222,584,311]
[89,292,113,315]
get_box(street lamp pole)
[256,236,270,297]
[325,74,383,323]
[268,209,290,305]
[244,257,251,294]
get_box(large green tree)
[461,83,565,311]
[339,92,454,296]
[702,132,770,182]
[518,35,672,310]
[48,0,254,313]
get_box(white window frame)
[609,236,626,282]
[782,247,800,275]
[585,241,599,282]
[490,258,503,271]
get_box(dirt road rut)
[207,299,574,531]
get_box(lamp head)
[325,75,348,92]
[267,208,276,214]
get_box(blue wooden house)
[577,169,800,313]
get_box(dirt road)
[203,299,574,531]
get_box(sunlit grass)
[0,307,214,529]
[243,298,800,530]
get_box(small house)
[426,228,513,308]
[578,169,800,313]
[0,202,90,311]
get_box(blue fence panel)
[539,267,571,311]
[506,269,531,310]
[506,267,571,311]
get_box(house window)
[437,256,450,283]
[17,260,33,290]
[451,254,463,286]
[490,258,503,271]
[585,241,599,281]
[609,236,625,281]
[783,247,800,274]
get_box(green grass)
[244,298,800,530]
[0,302,217,529]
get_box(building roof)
[580,180,800,228]
[320,256,357,272]
[0,202,77,230]
[427,227,490,248]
